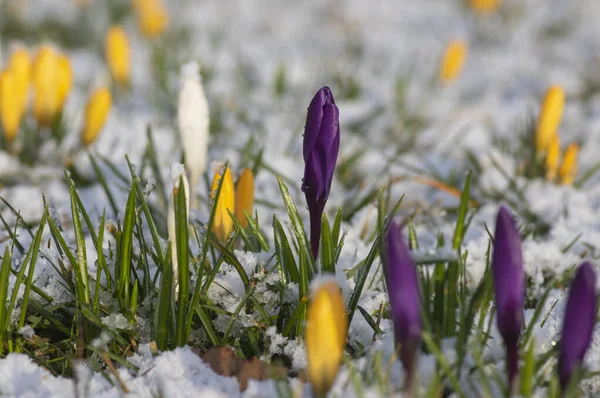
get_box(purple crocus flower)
[301,86,340,259]
[558,261,598,390]
[491,206,525,387]
[383,221,422,389]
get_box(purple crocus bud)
[558,261,597,390]
[301,86,340,259]
[383,221,422,390]
[492,206,525,387]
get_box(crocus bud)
[492,206,525,388]
[301,86,340,259]
[105,26,131,87]
[545,135,560,182]
[440,39,468,84]
[32,46,60,125]
[383,221,422,389]
[0,69,24,142]
[135,0,169,39]
[536,85,564,154]
[81,87,112,147]
[8,48,32,112]
[56,54,73,110]
[178,61,209,206]
[305,281,347,397]
[211,166,235,244]
[559,143,578,186]
[558,261,597,391]
[234,168,254,229]
[469,0,501,14]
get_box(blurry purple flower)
[558,261,597,390]
[302,86,340,259]
[492,205,525,387]
[383,221,421,388]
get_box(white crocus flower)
[178,61,209,209]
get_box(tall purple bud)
[491,206,525,388]
[383,221,422,391]
[301,86,340,260]
[558,261,597,391]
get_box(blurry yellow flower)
[305,281,347,397]
[105,26,131,86]
[211,166,235,243]
[559,143,578,186]
[536,85,564,155]
[8,48,32,111]
[32,46,61,125]
[0,69,25,142]
[440,40,468,84]
[134,0,169,39]
[469,0,501,14]
[57,54,73,110]
[82,87,112,147]
[234,168,254,229]
[545,135,560,182]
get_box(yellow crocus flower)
[32,46,60,126]
[211,166,235,243]
[536,85,564,155]
[8,48,32,111]
[134,0,169,39]
[234,168,254,229]
[82,88,112,146]
[469,0,501,14]
[559,143,578,186]
[57,54,73,110]
[545,135,560,182]
[105,26,131,86]
[440,40,468,84]
[305,281,347,397]
[0,69,24,142]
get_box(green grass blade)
[174,176,190,347]
[118,183,137,312]
[69,182,90,304]
[0,247,12,356]
[320,214,335,274]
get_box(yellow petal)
[82,87,112,146]
[305,281,347,397]
[234,168,254,229]
[545,135,560,182]
[8,48,32,112]
[135,0,169,39]
[57,54,73,110]
[0,69,25,142]
[32,46,60,125]
[469,0,502,14]
[440,40,468,84]
[559,143,578,186]
[105,26,131,86]
[536,85,564,154]
[211,166,235,243]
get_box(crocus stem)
[309,209,322,260]
[506,343,519,391]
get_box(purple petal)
[558,261,598,390]
[303,87,334,161]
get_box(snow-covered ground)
[2,0,600,396]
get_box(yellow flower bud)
[234,168,254,229]
[32,46,60,126]
[8,48,32,112]
[440,40,468,84]
[57,54,73,110]
[105,26,131,86]
[545,135,560,182]
[306,281,347,397]
[211,166,235,243]
[559,143,578,186]
[469,0,501,14]
[0,69,25,142]
[82,87,112,146]
[536,85,564,154]
[135,0,169,39]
